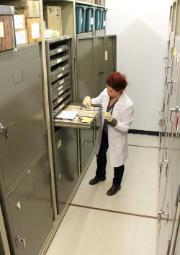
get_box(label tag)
[31,23,40,39]
[14,15,25,30]
[0,22,4,38]
[91,17,94,26]
[15,30,27,45]
[57,48,62,53]
[57,58,62,64]
[105,51,108,61]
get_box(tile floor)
[46,134,159,255]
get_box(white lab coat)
[92,88,134,167]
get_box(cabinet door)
[54,128,79,213]
[76,36,117,100]
[169,187,180,255]
[104,36,117,79]
[76,37,98,101]
[174,223,180,255]
[95,36,117,93]
[7,154,53,255]
[96,36,106,92]
[0,45,47,189]
[80,128,94,173]
[157,181,175,255]
[157,156,179,255]
[158,148,170,212]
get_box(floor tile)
[46,206,157,255]
[72,145,159,217]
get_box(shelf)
[76,1,105,8]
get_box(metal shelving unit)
[0,0,111,254]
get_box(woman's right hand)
[82,96,92,108]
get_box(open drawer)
[54,104,101,129]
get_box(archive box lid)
[0,5,15,15]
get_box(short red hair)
[106,72,128,91]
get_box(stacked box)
[14,14,28,45]
[45,6,62,35]
[0,5,15,52]
[25,0,40,17]
[25,1,41,43]
[86,0,94,3]
[26,17,41,43]
[9,1,41,44]
[94,0,105,6]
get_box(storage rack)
[45,37,72,117]
[0,1,114,255]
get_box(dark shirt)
[103,98,118,134]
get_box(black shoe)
[89,176,106,185]
[106,185,121,196]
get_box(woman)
[83,72,134,196]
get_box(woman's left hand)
[103,112,113,122]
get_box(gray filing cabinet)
[76,37,98,100]
[0,45,47,191]
[6,153,53,255]
[46,37,102,215]
[54,128,79,213]
[45,36,72,117]
[0,45,54,255]
[96,35,117,92]
[45,37,79,213]
[76,35,116,101]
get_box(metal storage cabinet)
[96,35,116,92]
[76,37,97,101]
[158,2,180,253]
[103,36,117,81]
[54,128,79,213]
[96,36,106,91]
[0,45,47,190]
[45,37,72,116]
[0,44,54,255]
[5,153,53,255]
[169,187,180,255]
[46,37,81,214]
[76,35,116,101]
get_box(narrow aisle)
[46,134,159,255]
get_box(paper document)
[56,111,78,120]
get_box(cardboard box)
[86,0,94,3]
[45,6,62,35]
[15,29,28,45]
[26,17,41,43]
[25,0,40,18]
[14,14,25,30]
[94,0,105,5]
[0,5,15,52]
[77,0,94,3]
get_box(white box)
[14,14,25,30]
[15,30,28,45]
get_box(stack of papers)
[56,111,78,120]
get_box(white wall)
[106,0,171,131]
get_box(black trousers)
[96,128,124,186]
